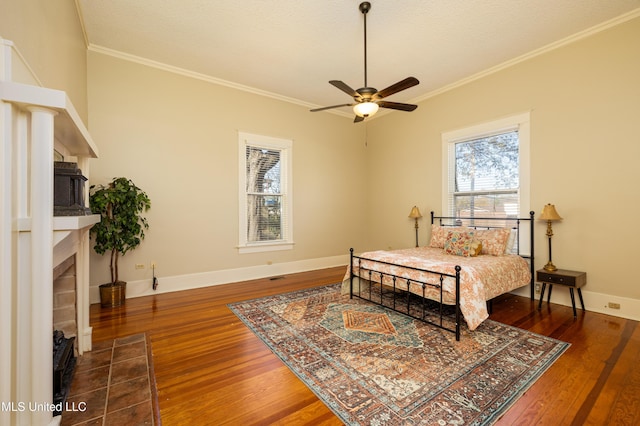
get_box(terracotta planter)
[99,281,126,308]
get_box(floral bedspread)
[342,247,531,330]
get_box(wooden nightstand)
[537,269,587,317]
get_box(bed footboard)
[349,248,463,341]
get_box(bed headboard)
[430,211,536,299]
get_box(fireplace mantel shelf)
[53,215,100,249]
[16,214,100,232]
[0,81,98,157]
[54,214,101,230]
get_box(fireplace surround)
[1,38,100,425]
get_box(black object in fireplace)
[54,161,92,216]
[53,330,76,415]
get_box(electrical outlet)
[534,283,541,294]
[135,263,145,270]
[150,262,157,269]
[608,302,621,309]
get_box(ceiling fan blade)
[310,103,354,112]
[330,80,360,99]
[374,77,419,100]
[377,101,418,112]
[312,3,419,125]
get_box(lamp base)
[543,261,557,272]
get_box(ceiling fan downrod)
[360,2,371,89]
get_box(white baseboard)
[80,326,93,354]
[90,254,349,304]
[91,258,639,323]
[511,286,640,321]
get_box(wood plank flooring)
[89,266,640,425]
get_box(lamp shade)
[539,204,562,221]
[408,206,422,219]
[353,102,379,117]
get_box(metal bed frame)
[349,211,535,341]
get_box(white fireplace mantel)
[0,39,99,426]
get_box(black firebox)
[53,330,76,415]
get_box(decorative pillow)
[429,225,469,249]
[469,240,483,257]
[429,225,447,248]
[474,228,511,256]
[444,230,476,256]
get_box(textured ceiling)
[76,0,640,117]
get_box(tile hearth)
[61,334,157,425]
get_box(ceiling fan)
[311,1,419,123]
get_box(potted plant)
[89,177,151,308]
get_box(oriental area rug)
[228,283,569,426]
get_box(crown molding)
[411,8,640,104]
[87,43,340,111]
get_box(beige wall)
[87,52,369,287]
[0,0,88,121]
[366,17,640,302]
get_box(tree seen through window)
[453,131,519,222]
[245,146,282,242]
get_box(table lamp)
[539,203,562,271]
[409,206,422,247]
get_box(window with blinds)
[246,146,283,242]
[238,132,293,253]
[442,113,530,227]
[451,130,519,221]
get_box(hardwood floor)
[89,266,640,425]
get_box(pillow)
[469,240,483,257]
[444,229,476,256]
[504,229,516,254]
[474,228,511,256]
[429,225,469,248]
[429,225,448,248]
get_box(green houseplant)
[89,177,151,308]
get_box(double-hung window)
[238,132,293,253]
[442,113,530,225]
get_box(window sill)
[238,241,294,254]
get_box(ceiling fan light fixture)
[353,102,379,117]
[310,2,419,122]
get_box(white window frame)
[238,132,294,254]
[441,112,531,219]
